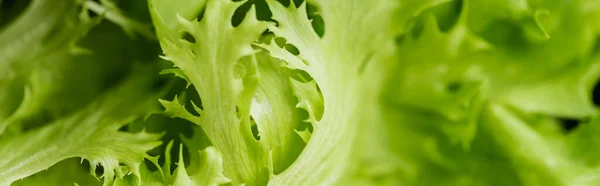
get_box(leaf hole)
[118,125,129,132]
[272,37,301,55]
[183,86,203,116]
[306,3,324,38]
[250,117,260,140]
[255,0,274,21]
[557,118,581,133]
[181,31,196,43]
[285,43,300,55]
[276,0,302,7]
[231,0,253,27]
[274,37,287,47]
[94,164,104,177]
[288,69,313,83]
[592,78,600,106]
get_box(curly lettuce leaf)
[3,0,600,185]
[170,145,230,186]
[150,0,272,184]
[114,140,229,186]
[11,158,101,186]
[0,67,165,186]
[385,0,600,185]
[0,0,99,136]
[84,0,155,40]
[248,52,306,174]
[0,0,159,137]
[258,0,398,184]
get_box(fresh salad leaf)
[2,0,600,185]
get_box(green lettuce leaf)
[384,0,600,185]
[0,0,99,136]
[259,0,397,184]
[150,0,271,184]
[11,158,101,186]
[0,67,165,186]
[2,0,600,185]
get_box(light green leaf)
[501,60,600,118]
[289,79,323,125]
[264,0,398,184]
[150,0,271,184]
[0,0,99,136]
[0,70,164,186]
[482,103,572,186]
[170,145,230,186]
[159,95,202,124]
[249,52,305,174]
[11,158,101,186]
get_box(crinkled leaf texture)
[0,70,165,186]
[385,0,600,185]
[0,0,98,136]
[5,0,600,185]
[168,143,230,186]
[258,0,398,185]
[151,0,307,185]
[114,140,230,186]
[150,0,270,184]
[10,158,101,186]
[0,0,157,137]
